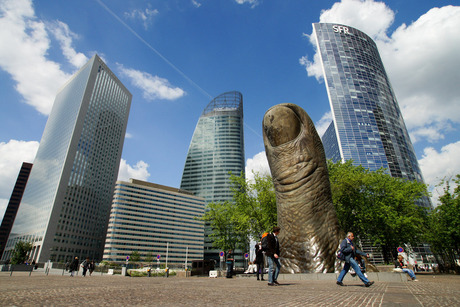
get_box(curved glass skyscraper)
[180,91,245,260]
[313,23,429,208]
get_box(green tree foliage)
[229,172,277,239]
[202,171,277,252]
[145,252,154,264]
[129,251,141,262]
[202,200,247,253]
[328,160,429,264]
[426,175,460,273]
[11,241,33,265]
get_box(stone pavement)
[0,272,459,306]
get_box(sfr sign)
[332,25,350,34]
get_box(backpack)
[261,232,270,251]
[336,248,345,261]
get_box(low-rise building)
[102,179,205,268]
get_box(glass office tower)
[0,162,33,259]
[180,91,245,261]
[313,23,429,208]
[2,55,132,263]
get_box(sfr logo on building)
[332,25,350,34]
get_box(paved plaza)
[1,271,459,306]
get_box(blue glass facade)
[2,55,131,263]
[180,91,245,260]
[314,23,429,208]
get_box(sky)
[1,0,459,220]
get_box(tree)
[202,171,277,253]
[129,251,141,262]
[202,200,248,253]
[11,241,33,265]
[328,160,429,263]
[426,175,460,273]
[145,252,154,264]
[229,171,277,239]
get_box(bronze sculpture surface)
[262,103,342,273]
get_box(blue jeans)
[338,258,370,284]
[403,268,416,279]
[267,256,281,283]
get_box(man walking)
[266,226,281,286]
[337,232,374,287]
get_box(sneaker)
[336,281,344,286]
[365,281,375,287]
[413,279,419,282]
[274,281,280,285]
[350,272,356,277]
[268,283,275,286]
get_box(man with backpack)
[336,232,374,287]
[265,226,281,286]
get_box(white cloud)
[379,6,460,134]
[235,0,260,9]
[318,0,394,40]
[0,0,74,115]
[301,1,460,143]
[117,159,151,182]
[48,20,88,68]
[124,7,159,30]
[419,141,460,206]
[117,64,185,101]
[245,151,270,183]
[191,0,202,8]
[0,140,39,219]
[315,111,333,138]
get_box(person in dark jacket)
[266,226,281,286]
[336,232,374,287]
[226,250,234,278]
[69,257,79,277]
[254,242,265,281]
[81,257,90,277]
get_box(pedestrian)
[266,226,281,286]
[336,232,374,287]
[81,257,90,277]
[396,255,418,281]
[69,257,79,277]
[255,241,265,281]
[226,250,234,278]
[89,260,95,276]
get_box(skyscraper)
[0,162,32,259]
[1,55,132,263]
[180,91,245,261]
[313,23,430,208]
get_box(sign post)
[156,254,161,270]
[219,251,224,272]
[244,253,249,270]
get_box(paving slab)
[0,272,459,306]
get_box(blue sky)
[1,0,459,219]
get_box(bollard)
[165,267,169,278]
[148,268,151,277]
